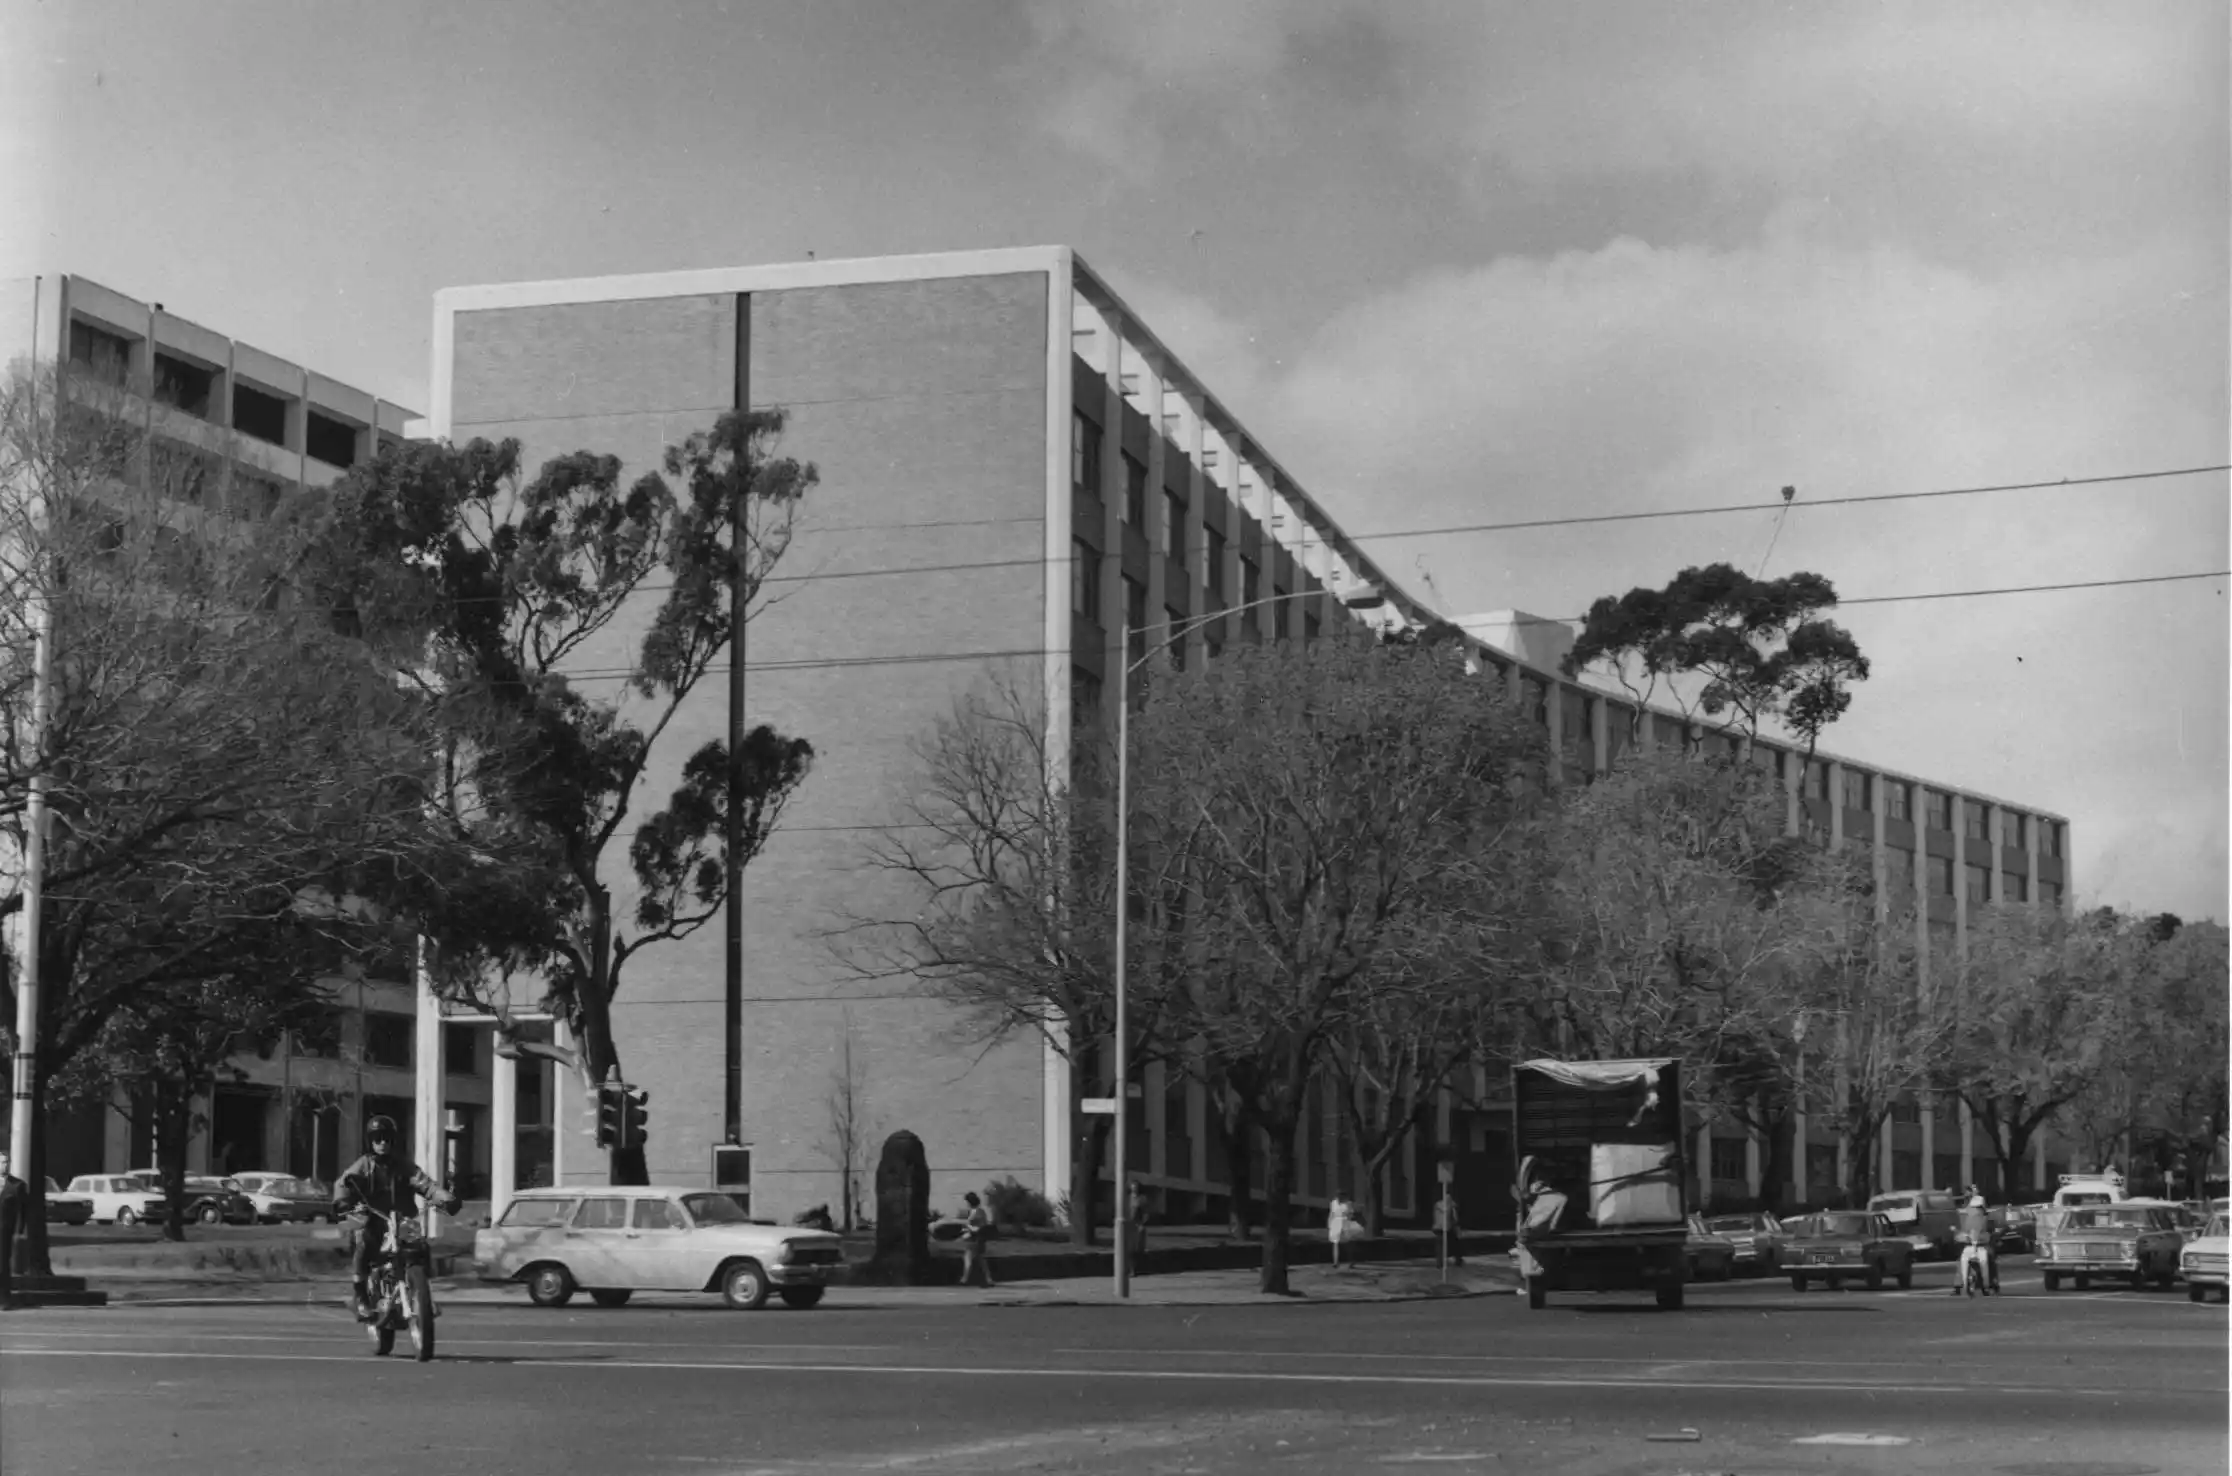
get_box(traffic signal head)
[619,1087,651,1152]
[594,1082,624,1149]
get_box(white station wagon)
[474,1186,844,1310]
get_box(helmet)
[365,1115,400,1155]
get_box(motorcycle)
[347,1202,441,1362]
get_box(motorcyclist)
[1953,1185,1998,1295]
[333,1116,460,1320]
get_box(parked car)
[474,1185,845,1310]
[2124,1199,2206,1245]
[1782,1210,1916,1291]
[130,1171,259,1225]
[43,1177,93,1225]
[1684,1214,1737,1282]
[1703,1211,1787,1275]
[1990,1203,2039,1254]
[2036,1203,2184,1290]
[2178,1213,2228,1304]
[230,1172,335,1224]
[64,1174,165,1225]
[1866,1189,1960,1261]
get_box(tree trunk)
[1068,1108,1109,1247]
[1754,1112,1790,1214]
[1258,1121,1297,1295]
[22,1053,54,1275]
[155,1080,192,1242]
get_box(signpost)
[1437,1158,1456,1282]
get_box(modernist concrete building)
[0,274,543,1195]
[431,247,2080,1229]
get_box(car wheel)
[721,1260,771,1311]
[115,1208,138,1226]
[1897,1266,1913,1290]
[2190,1284,2207,1303]
[588,1289,632,1308]
[525,1264,576,1308]
[1790,1274,1807,1293]
[2073,1275,2090,1290]
[2044,1271,2062,1291]
[778,1286,825,1309]
[1655,1281,1684,1311]
[1826,1274,1843,1291]
[1865,1263,1885,1291]
[197,1204,221,1225]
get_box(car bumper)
[2042,1257,2140,1273]
[1788,1259,1874,1275]
[767,1261,836,1286]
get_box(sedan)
[1990,1203,2039,1254]
[1703,1210,1787,1275]
[1782,1210,1916,1291]
[2179,1213,2228,1304]
[65,1175,166,1225]
[43,1177,93,1226]
[2038,1204,2185,1290]
[1684,1214,1737,1282]
[230,1172,336,1224]
[132,1172,259,1225]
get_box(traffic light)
[618,1086,650,1152]
[594,1082,624,1149]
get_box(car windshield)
[2061,1192,2112,1206]
[682,1192,751,1226]
[1809,1214,1874,1237]
[1705,1216,1754,1233]
[184,1177,227,1191]
[1870,1197,1914,1210]
[2064,1207,2157,1229]
[2207,1215,2229,1237]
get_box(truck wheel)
[1826,1274,1843,1291]
[1526,1276,1546,1310]
[2043,1271,2062,1291]
[1865,1264,1884,1291]
[1897,1265,1913,1290]
[1790,1274,1807,1292]
[1656,1281,1685,1311]
[2073,1275,2090,1290]
[2190,1284,2206,1303]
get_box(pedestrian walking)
[1126,1180,1151,1269]
[0,1150,27,1310]
[1434,1187,1464,1267]
[1327,1192,1359,1269]
[958,1191,996,1288]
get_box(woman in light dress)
[1327,1192,1359,1269]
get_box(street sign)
[1437,1159,1455,1185]
[1081,1098,1118,1115]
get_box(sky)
[2,0,2225,919]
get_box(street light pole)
[1106,584,1388,1299]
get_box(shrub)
[983,1175,1055,1230]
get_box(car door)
[563,1195,632,1289]
[624,1195,696,1289]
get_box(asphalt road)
[3,1256,2224,1476]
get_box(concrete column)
[1589,693,1608,776]
[1783,749,1801,838]
[1880,1131,1895,1196]
[1951,795,1975,1191]
[413,941,444,1182]
[1099,314,1124,660]
[1872,771,1889,923]
[1920,1102,1935,1189]
[491,1043,517,1222]
[1745,1130,1762,1199]
[217,340,237,511]
[1696,1119,1712,1205]
[1182,391,1207,655]
[550,1023,572,1187]
[295,365,310,493]
[1827,761,1844,849]
[2025,803,2041,911]
[1142,363,1167,659]
[1543,677,1564,786]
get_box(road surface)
[3,1257,2223,1474]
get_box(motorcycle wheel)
[368,1311,395,1356]
[406,1264,435,1362]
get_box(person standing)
[0,1150,27,1310]
[1434,1186,1464,1267]
[1327,1192,1359,1270]
[958,1191,996,1289]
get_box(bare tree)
[815,1007,877,1231]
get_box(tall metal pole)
[1112,619,1131,1299]
[9,275,50,1174]
[723,295,751,1150]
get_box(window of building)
[233,383,289,447]
[69,319,133,387]
[1122,453,1147,527]
[1071,668,1101,719]
[1892,1095,1921,1125]
[2001,811,2025,850]
[1709,1136,1747,1183]
[1925,790,1951,832]
[2045,822,2064,859]
[1123,577,1147,665]
[1965,863,1990,904]
[1963,803,1987,842]
[293,1010,343,1059]
[1161,490,1185,562]
[1072,413,1103,494]
[152,353,214,419]
[2006,872,2028,903]
[1843,769,1868,811]
[1927,854,1954,896]
[442,1023,480,1077]
[1070,539,1099,619]
[1893,1149,1921,1187]
[2040,880,2062,908]
[363,1013,414,1070]
[1884,780,1910,821]
[1240,556,1260,612]
[1933,1155,1962,1192]
[305,410,358,468]
[1562,688,1590,753]
[1165,608,1186,671]
[1805,761,1829,801]
[1522,678,1548,727]
[1270,585,1288,638]
[1304,612,1320,643]
[1206,527,1226,594]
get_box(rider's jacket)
[1957,1202,1992,1245]
[332,1153,443,1222]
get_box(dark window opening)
[1304,612,1320,643]
[363,1013,414,1071]
[2001,811,2025,849]
[1927,855,1954,897]
[1162,489,1185,561]
[1071,538,1100,618]
[1924,790,1951,832]
[1240,556,1260,610]
[1166,608,1187,671]
[305,410,358,468]
[1885,781,1910,821]
[443,1023,480,1077]
[1072,413,1102,494]
[152,353,214,419]
[233,383,289,446]
[1071,668,1102,721]
[1122,454,1147,528]
[1123,577,1147,665]
[1963,804,1988,841]
[1843,770,1869,810]
[69,320,133,387]
[1965,863,1990,904]
[1206,527,1226,594]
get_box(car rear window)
[1705,1217,1752,1233]
[1872,1197,1914,1210]
[498,1198,578,1228]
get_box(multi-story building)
[0,274,544,1194]
[431,247,2080,1230]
